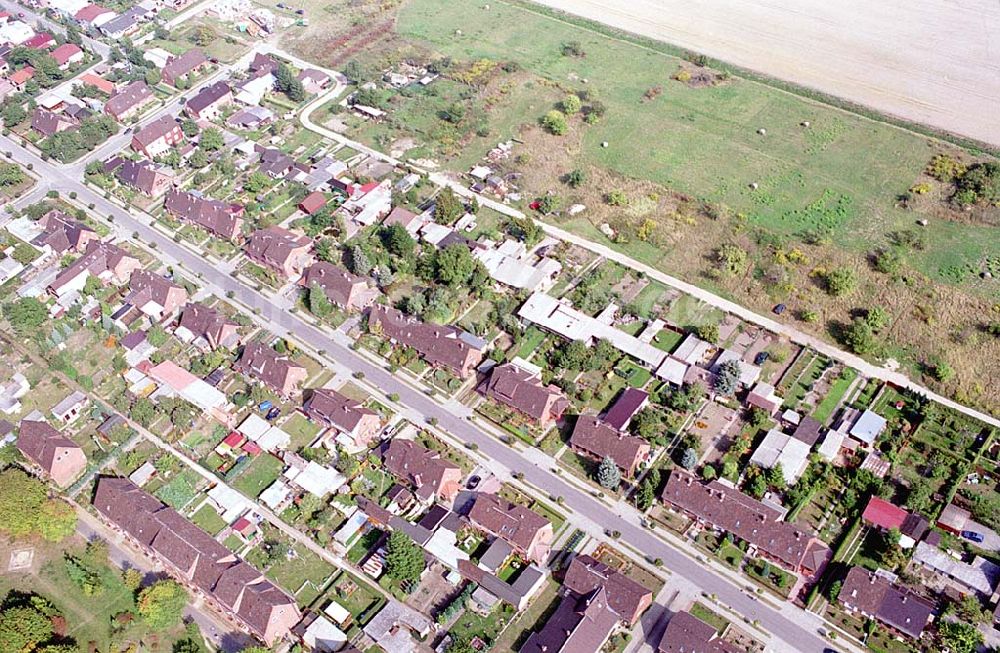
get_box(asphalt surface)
[0,134,842,653]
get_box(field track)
[531,0,1000,147]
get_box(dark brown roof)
[51,241,136,293]
[177,303,238,347]
[92,477,298,640]
[17,419,80,472]
[164,189,244,240]
[570,416,649,473]
[468,493,550,553]
[520,587,619,653]
[126,269,185,310]
[186,81,231,115]
[234,341,306,394]
[564,554,652,625]
[302,388,376,432]
[603,388,648,431]
[368,305,484,377]
[662,469,830,573]
[248,53,279,76]
[792,416,824,447]
[243,227,311,269]
[31,108,77,136]
[115,159,171,195]
[300,262,368,308]
[33,210,95,253]
[162,48,208,84]
[840,567,933,639]
[105,80,153,118]
[382,438,460,501]
[132,115,180,148]
[478,363,568,423]
[657,611,741,653]
[257,147,295,177]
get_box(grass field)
[232,454,285,499]
[390,0,1000,415]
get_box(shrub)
[926,154,966,182]
[605,189,628,206]
[674,68,692,83]
[541,110,568,136]
[561,94,582,114]
[561,41,585,57]
[823,267,857,296]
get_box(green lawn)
[231,454,285,499]
[265,545,337,607]
[689,602,729,635]
[191,503,228,536]
[282,412,323,450]
[813,367,857,424]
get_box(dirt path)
[529,0,1000,147]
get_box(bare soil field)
[532,0,1000,147]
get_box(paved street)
[0,133,851,653]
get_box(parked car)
[265,407,281,421]
[467,475,481,489]
[961,530,985,543]
[773,303,786,315]
[258,400,273,412]
[754,351,770,365]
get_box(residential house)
[297,68,330,94]
[520,586,619,653]
[175,302,241,350]
[185,81,233,121]
[50,43,83,69]
[913,539,1000,597]
[661,469,831,579]
[456,559,547,612]
[477,362,569,428]
[131,114,184,158]
[849,409,888,446]
[9,66,35,92]
[77,72,116,95]
[563,554,653,626]
[17,419,86,487]
[468,493,553,565]
[839,566,934,640]
[48,241,141,297]
[338,179,392,227]
[256,146,295,179]
[367,305,485,379]
[234,72,274,106]
[299,262,376,312]
[748,429,812,485]
[226,105,273,129]
[791,416,824,447]
[92,477,300,645]
[382,205,423,236]
[104,80,154,121]
[302,388,380,449]
[298,191,326,215]
[99,6,145,38]
[570,416,650,478]
[22,33,55,49]
[31,209,98,254]
[746,382,783,416]
[147,361,232,425]
[163,189,245,241]
[112,158,175,197]
[861,496,928,548]
[243,226,313,280]
[657,611,742,653]
[603,388,648,431]
[381,437,462,503]
[161,48,208,87]
[473,239,562,292]
[361,602,431,653]
[31,108,78,136]
[74,4,116,28]
[234,341,307,398]
[124,269,188,322]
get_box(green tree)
[841,317,877,355]
[715,244,748,276]
[2,103,26,127]
[37,500,77,542]
[679,447,698,470]
[131,396,158,427]
[634,479,655,510]
[827,580,842,602]
[937,620,983,653]
[3,297,47,335]
[137,580,188,630]
[181,119,199,138]
[541,109,568,135]
[433,187,463,225]
[384,531,424,582]
[435,244,476,287]
[0,604,54,652]
[243,171,269,193]
[348,245,372,276]
[0,163,25,187]
[308,283,332,318]
[864,306,889,332]
[189,25,215,47]
[596,456,621,489]
[381,224,415,259]
[188,149,208,169]
[122,568,143,591]
[561,94,582,114]
[823,267,857,296]
[0,468,47,538]
[694,323,719,343]
[275,63,305,102]
[199,127,224,152]
[873,247,903,274]
[714,359,742,395]
[565,168,585,188]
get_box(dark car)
[961,530,985,543]
[466,475,481,489]
[773,303,786,315]
[265,407,281,421]
[754,351,770,366]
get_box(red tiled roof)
[862,497,908,530]
[51,43,82,66]
[298,191,326,214]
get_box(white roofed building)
[749,429,812,485]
